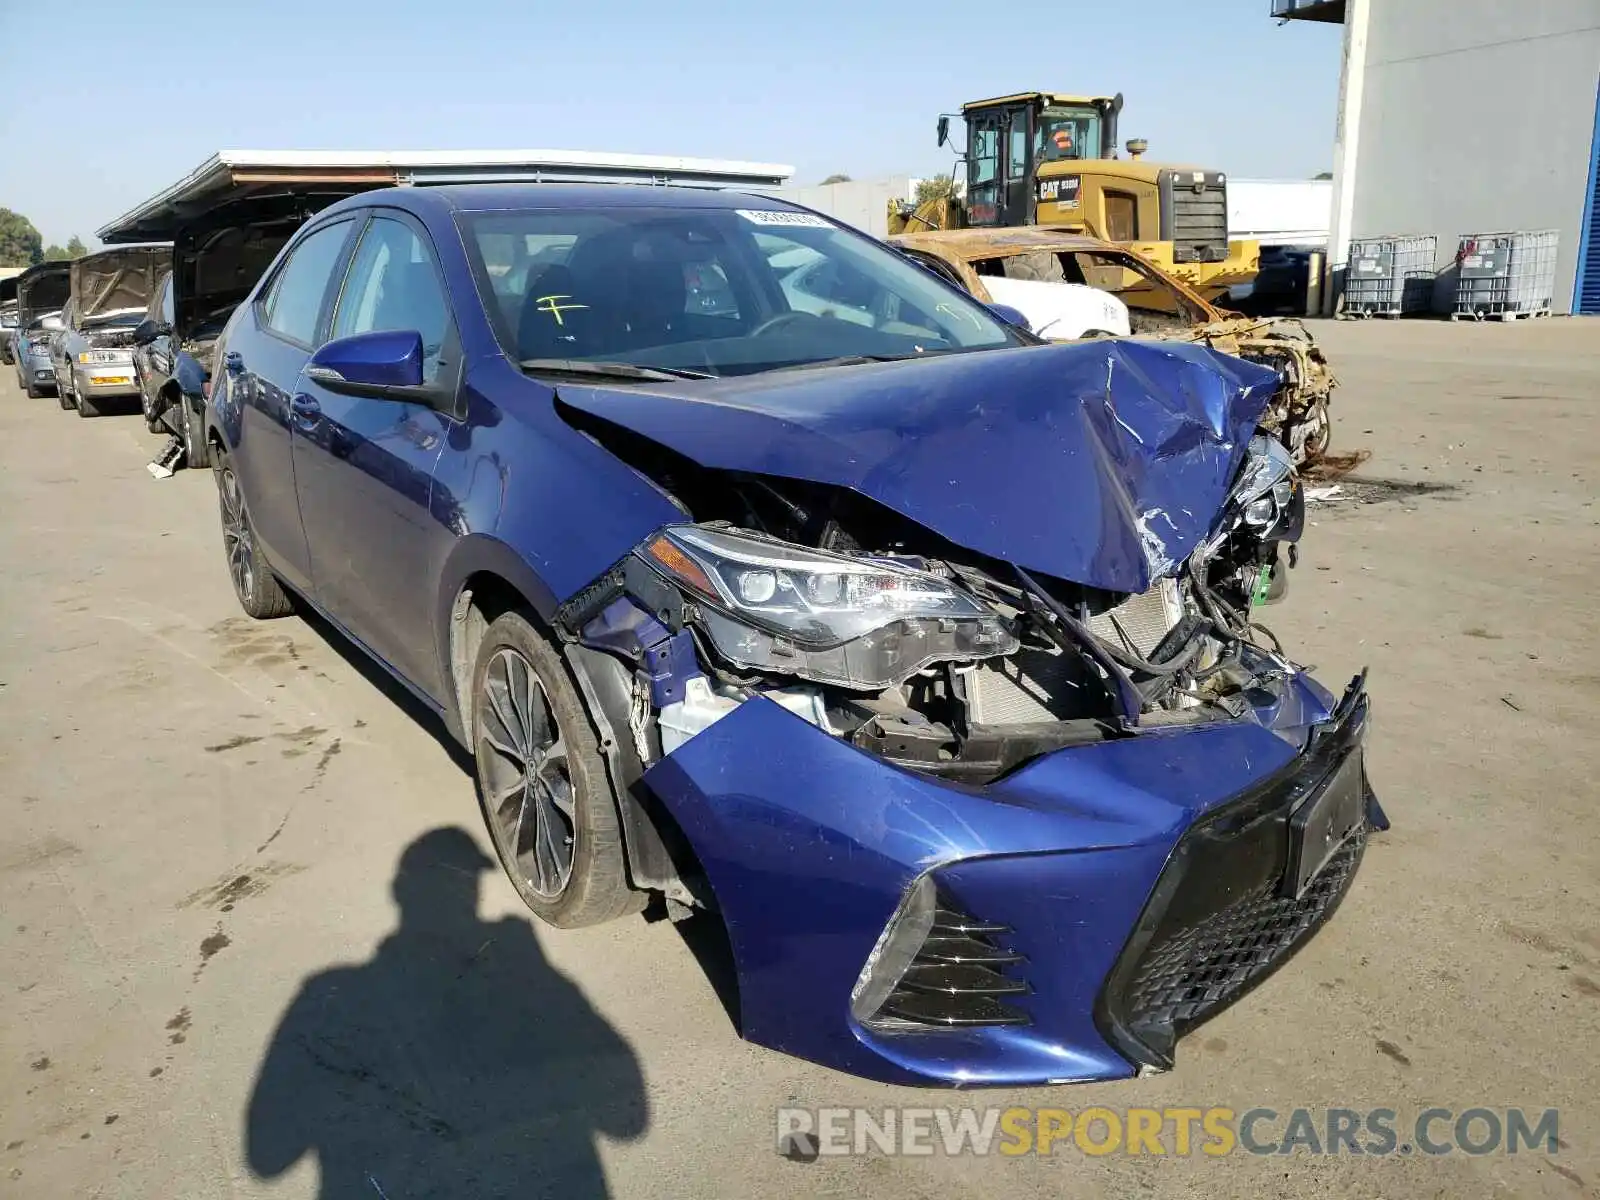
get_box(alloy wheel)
[477,647,576,900]
[218,466,255,602]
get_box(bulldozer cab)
[946,93,1123,227]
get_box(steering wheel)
[749,311,819,338]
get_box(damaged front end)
[558,432,1305,793]
[540,340,1371,1084]
[1196,315,1336,467]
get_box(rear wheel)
[212,447,293,619]
[471,611,637,928]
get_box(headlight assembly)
[638,525,1017,689]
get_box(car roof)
[891,227,1119,260]
[341,182,807,217]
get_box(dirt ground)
[1,318,1596,1199]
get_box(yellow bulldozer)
[888,92,1258,306]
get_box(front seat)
[620,258,688,348]
[517,265,592,361]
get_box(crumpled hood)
[558,340,1278,593]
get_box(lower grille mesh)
[1125,826,1365,1033]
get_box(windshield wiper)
[519,358,715,382]
[766,354,917,374]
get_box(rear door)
[225,217,359,592]
[289,211,457,699]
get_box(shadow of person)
[246,827,648,1199]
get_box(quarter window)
[261,219,353,346]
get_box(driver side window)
[331,216,451,383]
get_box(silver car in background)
[49,246,169,417]
[10,262,72,399]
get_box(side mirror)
[133,318,171,346]
[305,329,425,398]
[986,302,1031,331]
[936,116,950,148]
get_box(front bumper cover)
[73,363,138,396]
[643,670,1381,1086]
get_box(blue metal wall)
[1576,75,1600,315]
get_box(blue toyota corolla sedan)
[205,183,1386,1086]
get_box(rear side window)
[261,219,353,346]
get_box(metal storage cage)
[1341,234,1436,317]
[1451,231,1559,321]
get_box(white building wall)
[1347,0,1600,311]
[755,178,916,238]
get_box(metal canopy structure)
[97,149,796,243]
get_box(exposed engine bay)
[556,422,1305,787]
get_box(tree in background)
[914,174,957,204]
[0,208,44,267]
[42,235,89,262]
[819,173,852,185]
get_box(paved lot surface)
[2,320,1597,1199]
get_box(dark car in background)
[201,182,1382,1087]
[10,263,72,399]
[1,303,17,366]
[50,246,169,417]
[1233,244,1319,317]
[132,198,317,469]
[1,277,19,365]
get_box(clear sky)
[0,0,1345,248]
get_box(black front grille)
[1122,825,1364,1041]
[1162,171,1230,264]
[878,907,1031,1028]
[1097,681,1375,1069]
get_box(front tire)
[212,447,293,619]
[471,611,637,927]
[140,383,165,434]
[76,390,100,418]
[180,394,209,469]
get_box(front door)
[999,104,1036,226]
[289,212,457,699]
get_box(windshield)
[461,205,1021,378]
[82,309,146,329]
[1038,107,1102,162]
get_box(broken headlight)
[639,525,1017,690]
[1227,435,1301,537]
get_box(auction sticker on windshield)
[737,210,834,228]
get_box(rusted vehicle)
[892,226,1335,466]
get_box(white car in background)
[767,237,1129,340]
[978,274,1130,339]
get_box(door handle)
[289,394,322,423]
[224,350,244,374]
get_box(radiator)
[968,581,1182,725]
